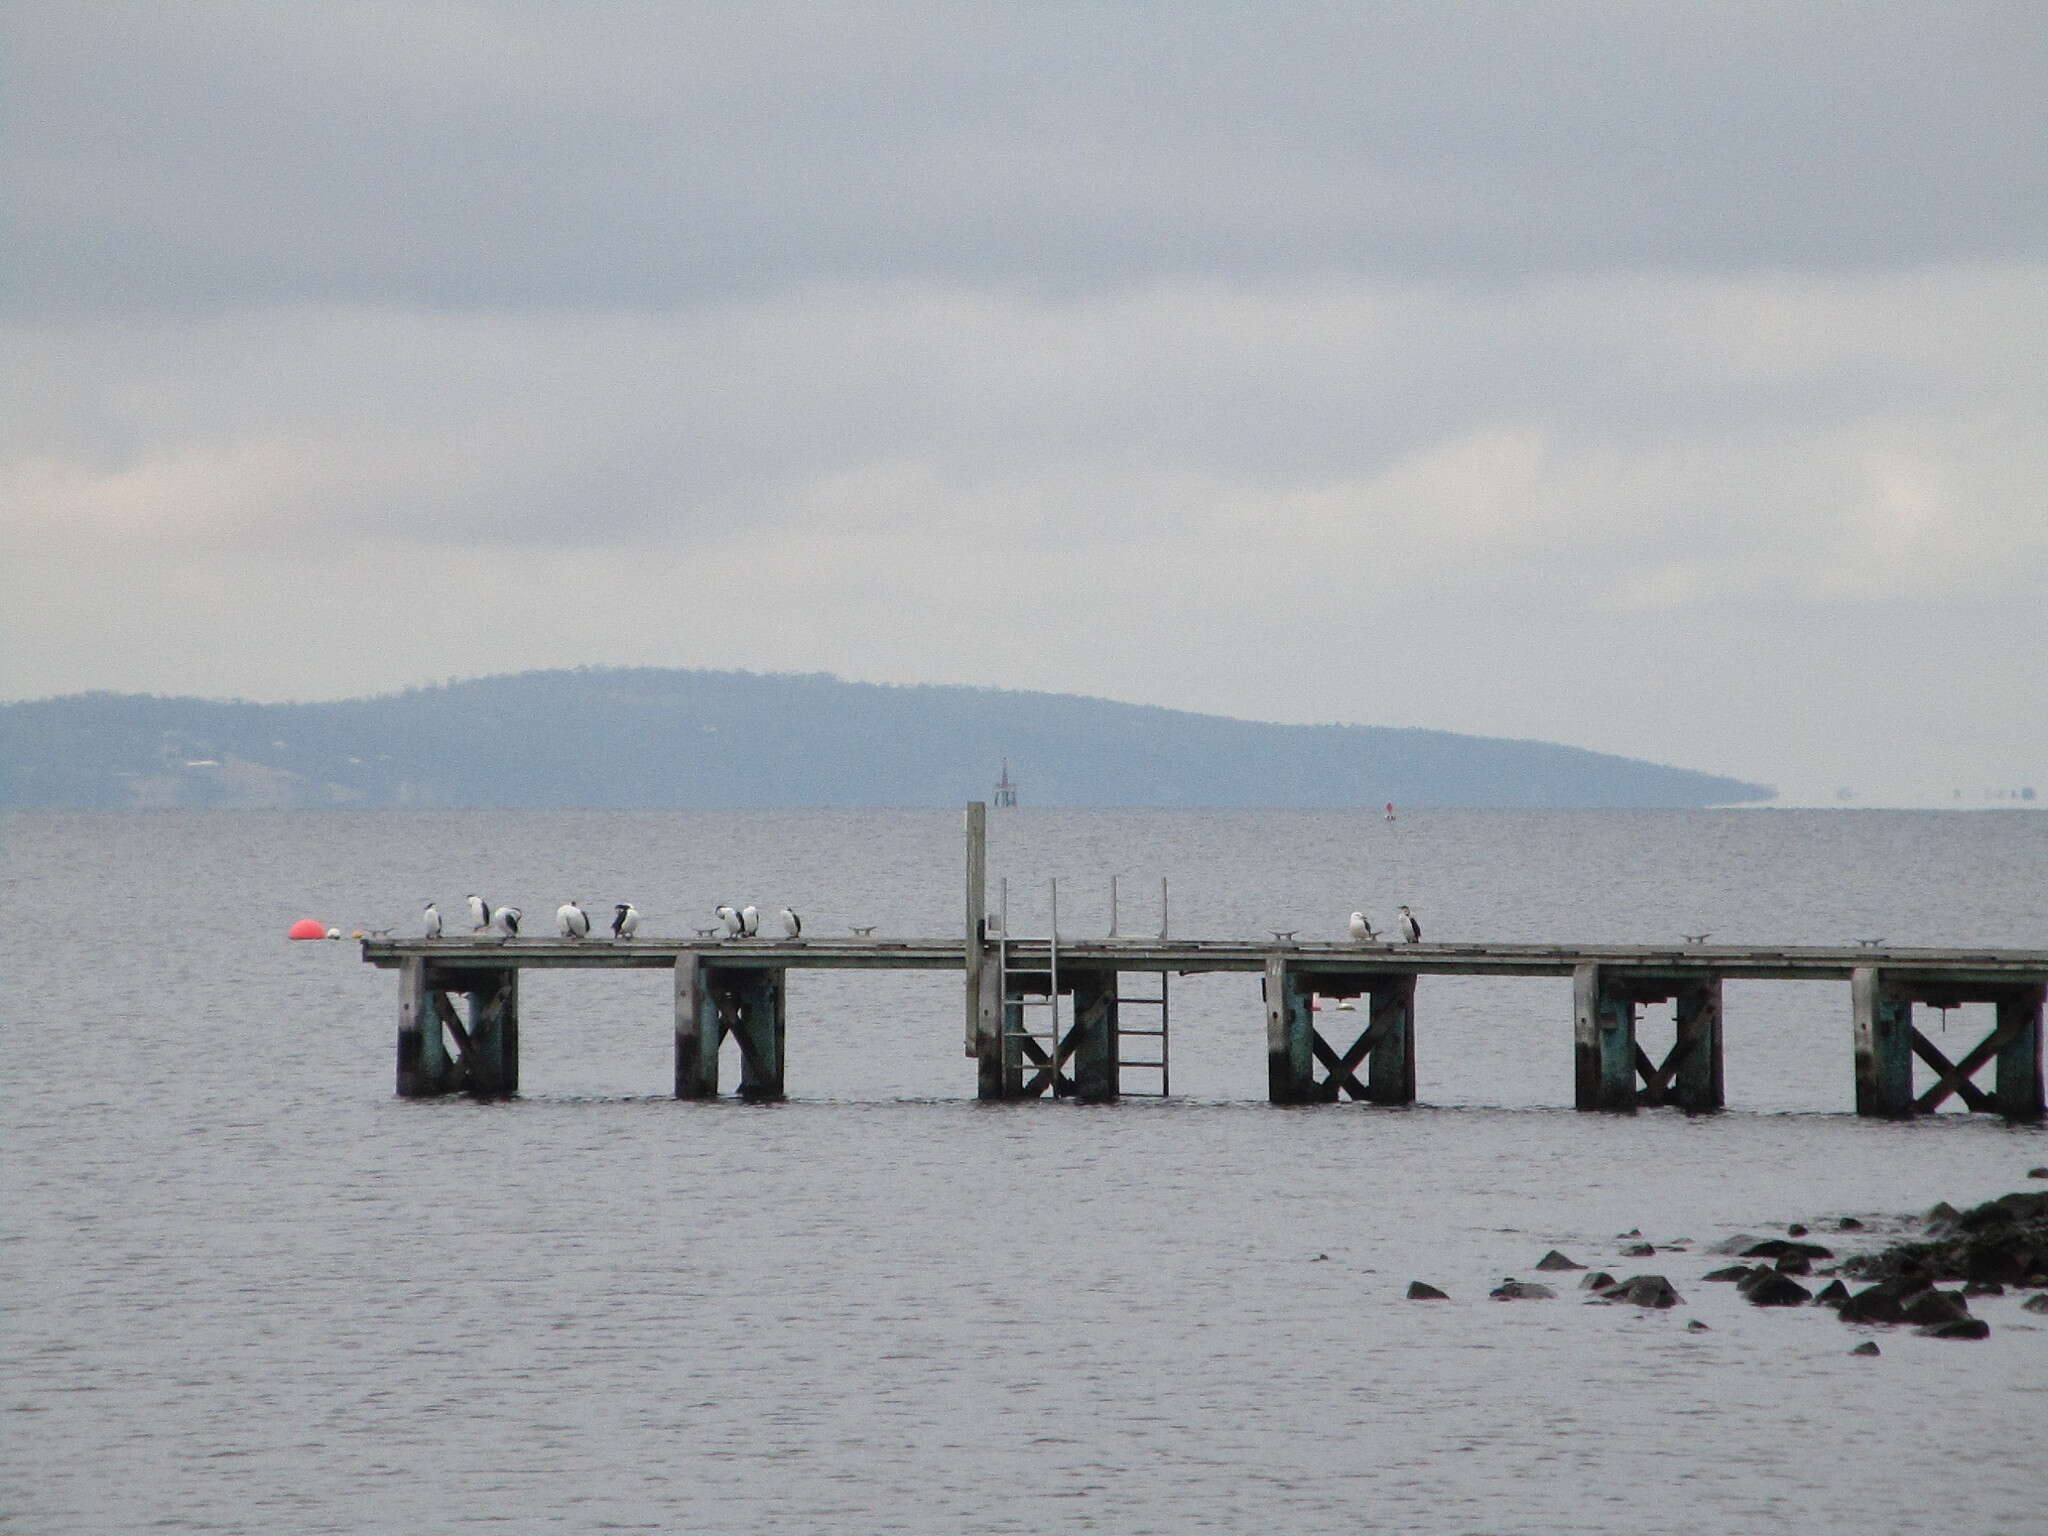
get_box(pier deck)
[360,803,2045,1118]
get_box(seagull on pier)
[613,903,640,940]
[557,901,591,940]
[423,901,443,938]
[492,905,522,937]
[716,904,742,939]
[1397,905,1421,943]
[779,906,802,939]
[467,894,491,931]
[740,904,761,937]
[1348,911,1378,943]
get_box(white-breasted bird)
[423,901,443,938]
[467,894,491,931]
[716,904,742,938]
[740,904,761,937]
[557,901,590,940]
[613,903,640,939]
[1347,911,1376,942]
[492,905,522,937]
[779,906,802,939]
[1397,905,1421,943]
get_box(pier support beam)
[1854,968,2044,1121]
[1067,969,1119,1103]
[1575,965,1722,1112]
[675,956,786,1101]
[1265,958,1316,1104]
[397,960,517,1098]
[1851,967,1913,1118]
[987,968,1119,1101]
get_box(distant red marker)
[287,918,328,940]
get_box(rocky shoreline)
[1406,1173,2048,1351]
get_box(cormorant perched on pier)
[466,894,491,931]
[780,906,802,939]
[492,905,522,936]
[557,901,591,940]
[1398,906,1421,943]
[613,903,640,939]
[716,904,742,938]
[1348,911,1377,942]
[423,901,443,938]
[740,904,761,937]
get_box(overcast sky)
[5,2,2045,804]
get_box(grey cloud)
[8,3,2045,316]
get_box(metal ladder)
[994,876,1172,1098]
[1110,874,1170,1097]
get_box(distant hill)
[0,668,1772,810]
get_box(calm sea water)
[5,808,2046,1534]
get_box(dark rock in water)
[1774,1253,1812,1276]
[1741,1238,1834,1261]
[1787,1223,1808,1237]
[1620,1242,1656,1258]
[1579,1271,1617,1291]
[1899,1290,1972,1327]
[1406,1281,1449,1300]
[1685,1319,1710,1332]
[1708,1233,1762,1255]
[1849,1341,1882,1357]
[1310,1253,1330,1262]
[2029,1167,2048,1180]
[1962,1279,2005,1296]
[1843,1193,2048,1289]
[1924,1201,1962,1227]
[1617,1228,1642,1238]
[1703,1265,1755,1282]
[1813,1280,1851,1307]
[2020,1293,2048,1315]
[1914,1318,1990,1340]
[1605,1274,1682,1308]
[1741,1271,1813,1306]
[1490,1279,1557,1300]
[1837,1279,1930,1325]
[1535,1249,1586,1271]
[1837,1216,1864,1231]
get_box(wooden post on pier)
[1265,957,1316,1104]
[1851,967,1913,1117]
[397,956,451,1097]
[1068,969,1120,1102]
[1364,974,1418,1104]
[1994,984,2045,1122]
[1575,963,1638,1110]
[965,801,986,1059]
[675,954,720,1098]
[729,970,787,1101]
[462,969,519,1097]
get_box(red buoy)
[288,918,327,940]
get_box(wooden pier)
[363,805,2046,1120]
